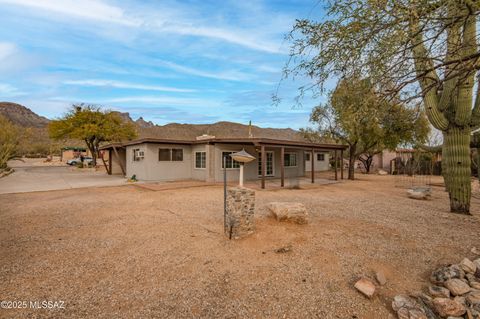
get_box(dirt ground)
[0,175,479,319]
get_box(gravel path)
[0,175,479,318]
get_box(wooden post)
[112,146,126,176]
[261,145,266,189]
[340,149,344,180]
[280,147,285,187]
[334,150,338,181]
[100,150,111,175]
[311,149,315,183]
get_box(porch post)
[334,150,338,181]
[311,149,315,183]
[340,149,344,180]
[280,147,285,187]
[261,145,266,189]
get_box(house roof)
[100,137,348,151]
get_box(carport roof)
[99,137,347,151]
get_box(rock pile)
[392,257,480,318]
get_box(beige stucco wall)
[305,151,330,172]
[124,142,311,182]
[126,143,149,180]
[126,143,193,181]
[212,144,306,182]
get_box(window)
[159,148,184,161]
[133,149,144,161]
[195,151,206,169]
[172,149,183,161]
[317,153,325,161]
[284,153,297,167]
[221,151,240,169]
[159,149,171,161]
[305,153,310,161]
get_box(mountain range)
[0,102,306,142]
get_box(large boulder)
[266,202,308,224]
[407,187,432,200]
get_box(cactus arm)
[455,12,476,126]
[409,17,449,131]
[438,6,461,113]
[472,77,480,129]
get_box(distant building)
[60,147,89,162]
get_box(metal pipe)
[223,154,227,233]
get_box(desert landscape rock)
[266,202,308,224]
[375,271,387,286]
[460,258,477,274]
[432,298,466,317]
[444,279,471,296]
[429,285,451,298]
[407,187,432,200]
[354,278,376,298]
[392,295,427,319]
[431,265,465,284]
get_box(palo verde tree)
[0,115,21,169]
[284,0,480,214]
[49,104,137,166]
[306,77,428,180]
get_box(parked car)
[67,157,93,166]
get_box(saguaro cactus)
[410,4,478,214]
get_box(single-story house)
[100,136,347,188]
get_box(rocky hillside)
[0,102,50,128]
[0,102,308,143]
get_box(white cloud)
[0,42,16,61]
[102,96,221,107]
[157,24,281,54]
[0,0,283,54]
[156,60,251,82]
[0,83,25,97]
[63,79,196,93]
[0,0,139,26]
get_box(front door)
[258,151,274,176]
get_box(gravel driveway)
[0,166,126,194]
[0,175,479,318]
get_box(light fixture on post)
[230,149,255,187]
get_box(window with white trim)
[284,153,297,167]
[221,151,240,169]
[317,153,325,161]
[305,153,310,161]
[195,151,206,169]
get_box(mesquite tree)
[49,104,137,166]
[305,77,428,180]
[284,0,480,214]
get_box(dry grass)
[0,175,479,318]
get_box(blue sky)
[0,0,329,129]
